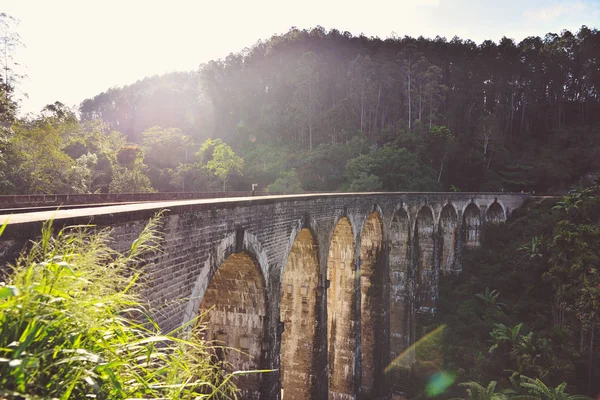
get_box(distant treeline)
[2,24,600,194]
[78,26,600,193]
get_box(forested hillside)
[78,26,600,193]
[427,181,600,398]
[2,22,600,194]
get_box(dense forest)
[420,180,600,399]
[1,21,600,194]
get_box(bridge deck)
[0,191,527,225]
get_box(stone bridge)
[0,192,528,400]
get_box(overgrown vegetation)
[0,213,240,399]
[428,180,600,399]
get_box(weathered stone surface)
[280,228,319,399]
[0,192,528,399]
[415,206,435,312]
[389,208,411,393]
[439,204,459,273]
[327,217,356,400]
[198,252,266,399]
[359,212,383,397]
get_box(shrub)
[0,213,238,399]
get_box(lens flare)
[384,324,447,375]
[425,371,456,397]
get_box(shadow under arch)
[439,203,458,273]
[327,216,356,400]
[415,205,435,311]
[197,250,267,399]
[359,211,384,396]
[463,203,481,248]
[280,227,320,399]
[486,200,506,224]
[388,206,411,393]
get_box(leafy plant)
[475,288,506,311]
[0,212,238,399]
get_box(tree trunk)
[360,85,365,133]
[374,82,382,133]
[429,88,433,129]
[419,83,423,121]
[483,128,489,156]
[408,67,412,131]
[437,151,446,183]
[509,91,514,137]
[520,95,527,136]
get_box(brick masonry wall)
[0,192,528,399]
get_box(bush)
[0,213,238,399]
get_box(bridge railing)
[0,191,285,209]
[0,190,540,210]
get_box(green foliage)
[242,144,299,190]
[109,166,155,193]
[437,183,600,397]
[170,163,210,192]
[453,375,591,400]
[3,24,600,194]
[266,169,303,193]
[347,173,383,192]
[455,380,508,400]
[518,375,591,400]
[345,145,439,191]
[0,13,22,126]
[116,144,144,168]
[10,119,74,194]
[68,152,98,194]
[0,214,238,399]
[142,126,195,191]
[475,288,505,311]
[200,139,244,191]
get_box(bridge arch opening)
[439,204,458,273]
[327,216,356,400]
[197,251,266,398]
[415,206,435,311]
[389,208,411,393]
[359,211,384,396]
[463,203,481,248]
[280,228,320,399]
[486,201,506,224]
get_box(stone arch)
[280,228,320,399]
[327,216,356,400]
[439,203,458,273]
[389,207,411,392]
[463,203,481,248]
[197,251,267,399]
[486,200,506,224]
[182,231,270,329]
[359,211,384,395]
[415,206,435,310]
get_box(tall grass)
[0,213,239,399]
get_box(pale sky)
[3,0,599,115]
